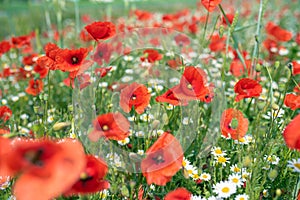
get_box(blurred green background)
[0,0,198,40]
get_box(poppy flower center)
[72,56,79,64]
[80,172,93,182]
[24,149,44,166]
[187,83,193,90]
[102,125,109,131]
[229,118,239,129]
[152,152,165,164]
[131,94,137,100]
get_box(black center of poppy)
[152,152,165,164]
[98,52,103,57]
[72,56,79,64]
[131,94,137,100]
[24,148,44,166]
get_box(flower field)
[0,0,300,199]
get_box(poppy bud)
[268,169,278,180]
[53,122,71,131]
[256,64,262,72]
[275,189,282,196]
[152,120,160,129]
[162,113,169,124]
[272,103,279,110]
[121,185,129,197]
[274,61,280,68]
[243,156,252,167]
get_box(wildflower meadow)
[0,0,300,199]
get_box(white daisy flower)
[230,164,241,173]
[228,174,243,187]
[0,176,10,190]
[214,156,230,166]
[264,155,280,165]
[287,159,300,172]
[200,172,211,181]
[235,194,249,200]
[137,150,144,155]
[117,137,130,146]
[191,195,207,200]
[241,168,251,182]
[213,181,237,199]
[211,147,227,157]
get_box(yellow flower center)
[187,84,193,89]
[232,178,239,183]
[294,163,300,169]
[215,149,222,154]
[102,125,109,131]
[222,187,230,193]
[218,156,227,163]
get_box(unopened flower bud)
[268,169,278,180]
[53,122,71,131]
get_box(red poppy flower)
[209,34,226,52]
[201,0,222,12]
[34,64,49,79]
[141,132,183,186]
[167,57,182,69]
[164,188,191,200]
[36,43,61,70]
[92,43,113,66]
[266,22,292,42]
[134,9,153,21]
[220,108,249,140]
[173,66,210,101]
[0,106,12,122]
[79,29,94,42]
[174,34,190,46]
[25,79,44,96]
[230,59,246,77]
[85,21,116,41]
[292,61,300,76]
[234,78,262,102]
[11,34,32,48]
[283,114,300,151]
[155,86,188,106]
[64,155,109,196]
[0,40,11,56]
[0,137,13,177]
[222,13,234,25]
[296,33,300,45]
[140,49,163,63]
[88,112,130,141]
[0,128,10,135]
[188,22,198,34]
[22,54,38,66]
[55,48,89,72]
[284,93,300,110]
[95,67,112,78]
[2,138,86,200]
[120,82,151,114]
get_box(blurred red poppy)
[155,87,188,106]
[0,128,10,135]
[220,108,249,140]
[89,112,130,141]
[209,34,226,52]
[11,34,32,48]
[167,57,182,69]
[165,188,191,200]
[0,106,12,122]
[64,155,109,196]
[174,34,190,46]
[85,21,116,41]
[3,138,86,200]
[292,61,300,76]
[201,0,222,12]
[120,82,151,114]
[141,132,183,186]
[0,40,11,56]
[234,78,262,102]
[134,9,153,21]
[266,22,292,42]
[92,43,113,66]
[283,114,300,151]
[55,48,89,72]
[25,79,44,96]
[0,137,13,177]
[22,54,38,66]
[140,49,163,63]
[36,43,61,70]
[34,64,49,79]
[173,66,210,101]
[95,67,112,78]
[284,93,300,110]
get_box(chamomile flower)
[235,194,249,200]
[0,176,10,190]
[230,164,241,173]
[140,113,154,122]
[99,189,109,199]
[200,172,211,181]
[215,155,230,166]
[241,168,251,182]
[191,195,207,200]
[182,117,193,125]
[264,155,280,165]
[228,174,243,187]
[213,181,237,198]
[211,147,227,157]
[137,150,144,155]
[166,104,174,110]
[117,137,130,145]
[287,159,300,172]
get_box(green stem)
[202,11,210,42]
[250,0,268,78]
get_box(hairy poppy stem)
[250,0,269,78]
